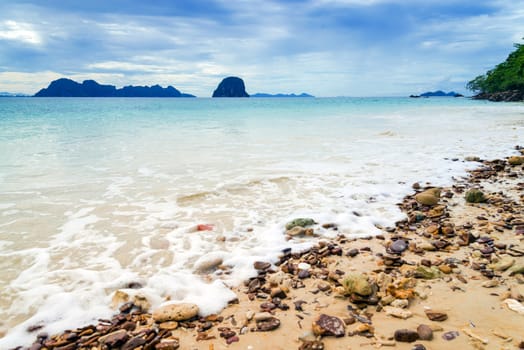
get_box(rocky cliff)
[34,78,195,97]
[212,77,249,97]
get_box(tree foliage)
[467,43,524,93]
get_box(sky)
[0,0,523,97]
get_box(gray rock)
[416,324,433,340]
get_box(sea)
[0,97,523,347]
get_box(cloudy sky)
[0,0,523,96]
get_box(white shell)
[502,298,524,315]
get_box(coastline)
[12,149,524,350]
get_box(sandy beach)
[15,150,524,350]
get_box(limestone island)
[212,77,249,97]
[34,78,195,97]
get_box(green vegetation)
[467,43,524,93]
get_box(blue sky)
[0,0,522,96]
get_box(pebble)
[256,317,280,331]
[253,261,271,270]
[394,329,419,342]
[442,330,459,341]
[424,310,448,322]
[416,324,433,340]
[286,218,315,230]
[152,303,199,322]
[389,239,408,254]
[312,314,345,337]
[99,329,129,347]
[412,344,426,350]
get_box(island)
[212,77,249,97]
[34,78,195,97]
[251,93,314,98]
[467,42,524,101]
[410,91,463,98]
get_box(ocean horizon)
[0,97,523,347]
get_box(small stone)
[256,317,280,331]
[417,324,433,340]
[347,248,359,257]
[508,156,524,165]
[442,330,459,341]
[438,265,452,274]
[414,266,441,279]
[412,344,427,350]
[158,321,179,330]
[425,310,448,322]
[226,336,239,344]
[312,314,345,337]
[415,188,441,206]
[341,274,372,296]
[317,282,331,292]
[254,261,271,270]
[394,329,419,342]
[152,303,199,322]
[298,269,310,279]
[389,239,408,254]
[465,189,486,203]
[286,218,315,230]
[99,329,129,347]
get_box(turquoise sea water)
[0,97,523,347]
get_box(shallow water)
[0,97,523,347]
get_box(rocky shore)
[13,149,524,350]
[472,90,524,102]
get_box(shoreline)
[9,149,524,350]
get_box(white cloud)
[0,20,42,45]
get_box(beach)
[0,97,523,349]
[14,149,524,350]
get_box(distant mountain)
[410,90,463,98]
[212,77,249,97]
[34,78,195,97]
[251,92,314,98]
[0,92,30,97]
